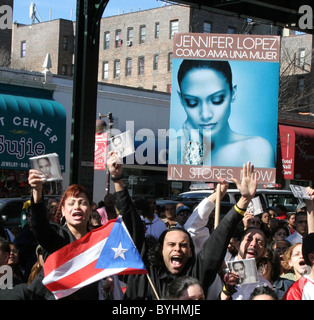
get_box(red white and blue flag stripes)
[43,217,147,299]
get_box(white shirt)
[142,213,167,240]
[232,273,272,300]
[184,197,215,254]
[286,230,303,244]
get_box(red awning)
[277,125,314,180]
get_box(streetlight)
[96,112,113,194]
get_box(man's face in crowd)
[238,229,266,261]
[295,213,308,236]
[162,230,192,274]
[165,204,176,221]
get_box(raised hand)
[28,169,45,203]
[232,161,257,200]
[107,150,122,177]
[231,161,257,210]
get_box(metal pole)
[99,112,113,195]
[70,0,110,198]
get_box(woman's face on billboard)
[178,68,236,138]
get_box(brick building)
[0,0,13,67]
[95,4,280,92]
[10,4,280,92]
[11,19,74,76]
[279,31,314,114]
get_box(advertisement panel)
[168,33,280,183]
[94,132,108,170]
[0,84,66,171]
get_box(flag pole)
[214,183,221,229]
[146,274,160,300]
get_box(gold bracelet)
[234,204,245,216]
[222,285,234,296]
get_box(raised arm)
[305,187,314,234]
[184,178,229,254]
[194,161,257,292]
[28,169,68,253]
[231,161,258,212]
[107,151,145,251]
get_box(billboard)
[0,84,66,171]
[168,33,280,183]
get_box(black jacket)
[115,187,244,300]
[0,198,99,300]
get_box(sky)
[12,0,167,25]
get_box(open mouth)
[246,249,257,259]
[171,256,183,269]
[72,212,84,220]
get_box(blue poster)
[168,33,280,183]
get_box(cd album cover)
[29,153,63,181]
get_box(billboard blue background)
[169,58,279,161]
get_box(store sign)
[0,86,66,171]
[94,132,108,170]
[279,125,295,180]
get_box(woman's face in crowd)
[289,244,310,276]
[61,192,91,228]
[179,68,235,138]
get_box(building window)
[203,21,211,33]
[63,36,68,50]
[227,27,236,34]
[153,54,159,70]
[127,28,133,42]
[62,64,67,76]
[138,56,145,75]
[114,59,120,78]
[168,52,173,72]
[126,58,132,76]
[139,25,146,44]
[298,77,305,93]
[170,20,178,39]
[104,32,110,49]
[299,48,305,67]
[103,61,109,80]
[21,41,26,58]
[115,30,122,48]
[155,22,160,38]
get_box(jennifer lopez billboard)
[168,34,280,183]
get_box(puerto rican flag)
[43,217,147,299]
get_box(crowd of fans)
[0,151,313,300]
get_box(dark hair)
[134,198,151,217]
[249,285,278,300]
[302,232,314,266]
[271,225,289,239]
[165,276,202,299]
[295,211,307,221]
[258,247,281,283]
[154,227,195,272]
[0,237,10,255]
[232,260,245,271]
[240,227,267,245]
[37,157,51,165]
[177,59,233,91]
[276,204,287,212]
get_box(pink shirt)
[97,206,108,225]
